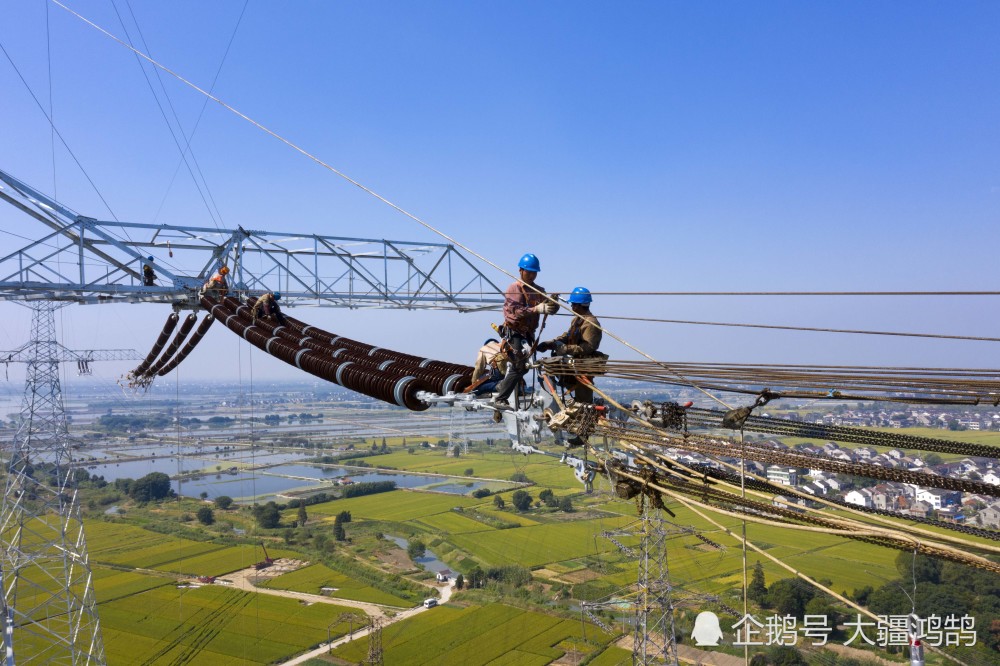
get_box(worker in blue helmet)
[142,256,157,287]
[491,253,558,406]
[252,291,286,325]
[538,286,603,404]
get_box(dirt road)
[277,579,455,666]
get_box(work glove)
[533,301,558,315]
[537,341,553,352]
[551,341,567,354]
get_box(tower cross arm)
[0,347,141,363]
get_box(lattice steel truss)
[0,302,134,664]
[0,168,503,310]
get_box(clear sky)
[1,1,998,393]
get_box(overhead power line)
[598,314,1000,343]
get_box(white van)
[423,598,438,608]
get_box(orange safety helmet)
[218,266,230,275]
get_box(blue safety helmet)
[147,256,154,262]
[568,287,592,305]
[517,253,541,272]
[273,292,281,300]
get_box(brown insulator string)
[128,311,178,377]
[205,295,439,411]
[237,297,473,395]
[143,313,197,378]
[157,314,215,376]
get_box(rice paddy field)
[260,563,411,606]
[100,585,359,665]
[329,603,612,665]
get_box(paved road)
[277,581,454,666]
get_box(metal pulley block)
[659,401,687,431]
[546,401,601,437]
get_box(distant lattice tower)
[0,302,136,665]
[632,501,679,666]
[584,494,679,666]
[365,615,384,666]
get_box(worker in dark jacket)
[538,287,603,404]
[252,292,286,325]
[492,253,557,406]
[142,256,157,286]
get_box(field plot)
[92,566,170,603]
[156,543,297,577]
[584,499,905,598]
[100,584,359,665]
[85,521,224,569]
[516,464,587,490]
[473,508,540,526]
[450,516,633,568]
[331,603,611,665]
[588,645,632,665]
[309,489,478,522]
[261,563,411,606]
[348,452,517,477]
[413,510,493,535]
[339,449,578,486]
[88,521,297,577]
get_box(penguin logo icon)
[691,611,724,646]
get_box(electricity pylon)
[631,503,678,666]
[584,495,679,666]
[0,302,138,665]
[365,616,383,666]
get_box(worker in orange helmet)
[200,265,230,299]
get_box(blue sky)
[1,1,998,390]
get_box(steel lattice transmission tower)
[584,496,679,666]
[631,503,679,666]
[364,616,384,666]
[0,302,137,665]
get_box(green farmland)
[100,585,359,665]
[330,603,612,665]
[308,489,479,522]
[261,563,411,606]
[49,437,982,664]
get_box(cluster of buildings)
[667,439,1000,530]
[792,407,1000,432]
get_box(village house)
[978,502,1000,530]
[766,466,799,486]
[844,488,873,508]
[915,488,962,511]
[854,447,877,460]
[906,500,933,519]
